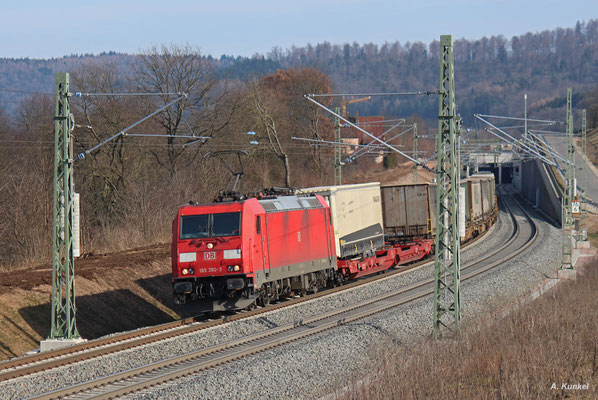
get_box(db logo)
[204,252,216,260]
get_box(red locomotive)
[171,193,337,311]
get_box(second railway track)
[24,186,538,400]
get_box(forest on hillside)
[2,20,598,124]
[241,19,598,124]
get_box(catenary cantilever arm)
[76,94,188,160]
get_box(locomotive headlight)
[234,265,240,272]
[227,265,234,272]
[182,268,189,275]
[207,243,214,249]
[189,268,194,274]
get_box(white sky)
[1,0,596,58]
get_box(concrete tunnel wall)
[520,159,561,223]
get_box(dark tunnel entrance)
[477,164,513,184]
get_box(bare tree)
[0,99,57,266]
[274,68,333,170]
[134,45,236,177]
[244,68,334,187]
[71,62,140,225]
[247,81,292,187]
[0,107,13,264]
[16,96,54,228]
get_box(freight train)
[171,174,497,311]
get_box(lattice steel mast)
[50,73,79,339]
[334,106,342,185]
[561,88,574,270]
[433,35,461,337]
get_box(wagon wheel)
[327,277,334,288]
[272,281,281,301]
[330,272,343,288]
[258,284,270,307]
[262,291,270,306]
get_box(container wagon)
[300,182,433,281]
[464,173,497,236]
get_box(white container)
[299,182,384,258]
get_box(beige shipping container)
[299,182,384,258]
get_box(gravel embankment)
[1,193,559,400]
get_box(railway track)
[21,187,537,400]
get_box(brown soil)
[0,244,169,290]
[0,243,187,361]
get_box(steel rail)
[28,189,536,400]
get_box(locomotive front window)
[180,214,210,239]
[180,212,241,239]
[212,212,241,237]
